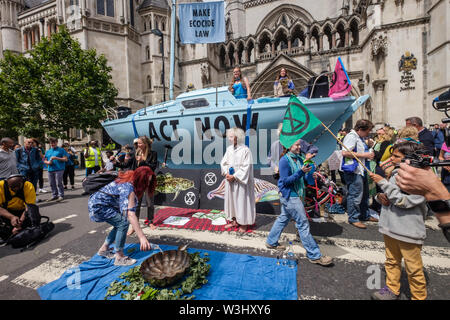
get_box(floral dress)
[87,181,137,222]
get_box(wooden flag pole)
[319,122,371,172]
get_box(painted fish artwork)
[155,173,195,200]
[207,178,279,203]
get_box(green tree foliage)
[0,26,118,139]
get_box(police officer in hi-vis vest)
[83,140,103,177]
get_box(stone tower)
[0,0,25,56]
[226,0,245,39]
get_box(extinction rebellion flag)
[280,95,322,149]
[178,1,225,44]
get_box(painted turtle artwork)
[140,245,191,288]
[155,172,195,200]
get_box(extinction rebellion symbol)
[204,172,217,186]
[184,192,196,206]
[280,102,310,136]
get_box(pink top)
[442,143,450,153]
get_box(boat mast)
[169,0,176,101]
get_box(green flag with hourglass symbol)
[279,95,322,149]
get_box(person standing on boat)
[228,67,252,101]
[274,68,295,97]
[110,136,158,233]
[221,127,256,232]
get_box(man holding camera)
[396,161,450,242]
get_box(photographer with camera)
[395,161,450,244]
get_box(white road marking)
[49,248,61,254]
[88,230,97,234]
[53,214,78,224]
[11,252,89,290]
[0,275,9,282]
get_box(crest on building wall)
[398,51,417,72]
[398,52,417,91]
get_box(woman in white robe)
[220,127,256,232]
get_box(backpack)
[6,204,55,250]
[82,172,118,194]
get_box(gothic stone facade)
[1,0,449,144]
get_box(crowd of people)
[1,69,449,298]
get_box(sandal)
[114,256,137,266]
[98,248,115,259]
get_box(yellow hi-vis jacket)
[84,147,103,168]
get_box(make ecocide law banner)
[178,1,225,44]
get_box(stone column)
[319,32,324,51]
[271,39,275,56]
[23,31,28,51]
[243,48,248,64]
[287,36,292,51]
[332,31,336,49]
[345,28,350,47]
[372,79,387,123]
[306,33,311,51]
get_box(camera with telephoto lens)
[401,151,450,169]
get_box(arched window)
[336,23,346,48]
[291,26,305,48]
[274,29,288,51]
[146,45,150,60]
[228,45,235,66]
[350,19,359,46]
[311,28,320,52]
[247,41,255,63]
[161,20,166,32]
[159,39,163,54]
[219,46,226,68]
[323,25,333,50]
[258,32,271,54]
[143,21,147,31]
[237,42,245,64]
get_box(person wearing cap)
[0,174,38,241]
[265,138,333,266]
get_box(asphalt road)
[0,173,449,301]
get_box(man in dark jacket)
[405,117,435,155]
[15,138,43,191]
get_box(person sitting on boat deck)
[265,139,333,267]
[110,136,158,232]
[220,127,256,233]
[88,166,155,266]
[228,67,252,101]
[274,68,295,97]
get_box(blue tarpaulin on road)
[37,244,297,300]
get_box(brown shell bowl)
[140,247,191,288]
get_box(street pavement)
[0,169,448,300]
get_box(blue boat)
[102,86,370,169]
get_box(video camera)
[402,152,450,169]
[432,89,450,146]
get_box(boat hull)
[102,93,369,169]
